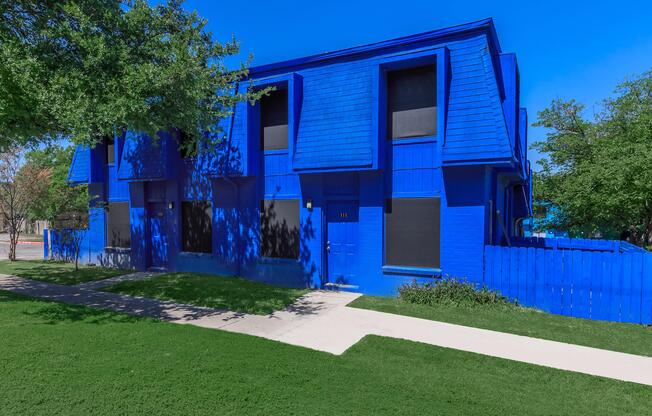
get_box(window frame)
[386,64,438,141]
[383,197,441,270]
[181,200,213,254]
[259,199,301,260]
[374,48,449,170]
[177,129,196,160]
[106,136,115,165]
[260,88,289,151]
[247,74,302,169]
[105,201,130,249]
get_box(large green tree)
[24,144,89,268]
[533,70,652,245]
[0,0,263,150]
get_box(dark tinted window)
[106,202,130,248]
[261,89,288,150]
[387,65,437,140]
[260,199,299,259]
[385,198,440,268]
[106,136,115,165]
[182,201,212,253]
[177,130,195,159]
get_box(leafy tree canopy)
[533,70,652,245]
[0,0,263,150]
[24,144,88,225]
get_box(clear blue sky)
[182,0,652,167]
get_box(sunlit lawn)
[0,260,129,285]
[1,290,650,415]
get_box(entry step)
[324,282,359,290]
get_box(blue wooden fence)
[484,245,652,324]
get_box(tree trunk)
[8,229,18,261]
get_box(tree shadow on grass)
[25,303,150,325]
[0,291,151,325]
[0,261,128,285]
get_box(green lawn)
[350,296,652,357]
[103,272,308,314]
[0,290,650,415]
[0,260,129,285]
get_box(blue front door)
[149,202,168,268]
[327,201,359,285]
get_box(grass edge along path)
[349,295,652,357]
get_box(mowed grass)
[0,260,129,285]
[103,272,308,314]
[1,291,650,415]
[350,296,652,357]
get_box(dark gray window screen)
[387,65,437,140]
[106,202,130,248]
[182,201,212,253]
[385,198,440,268]
[260,199,299,259]
[106,136,115,165]
[260,89,288,150]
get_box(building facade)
[66,18,532,295]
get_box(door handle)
[326,241,331,253]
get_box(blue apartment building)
[64,18,532,295]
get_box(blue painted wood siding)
[485,245,652,324]
[68,145,90,184]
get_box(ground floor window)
[182,201,212,253]
[260,199,300,259]
[106,202,130,248]
[384,197,440,268]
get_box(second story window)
[260,89,288,151]
[178,130,195,159]
[387,65,437,140]
[106,136,115,165]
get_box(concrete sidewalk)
[1,273,652,386]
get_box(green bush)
[398,278,514,307]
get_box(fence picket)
[552,249,564,315]
[517,248,528,304]
[535,248,545,309]
[630,253,643,324]
[501,246,511,300]
[622,253,633,323]
[642,254,652,325]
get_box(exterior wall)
[64,19,532,295]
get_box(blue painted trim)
[263,149,289,156]
[382,265,442,277]
[390,136,437,146]
[443,157,515,167]
[249,18,499,76]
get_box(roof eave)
[248,18,500,77]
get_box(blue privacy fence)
[47,228,89,261]
[484,245,652,324]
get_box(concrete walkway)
[1,273,652,386]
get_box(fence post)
[43,229,49,260]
